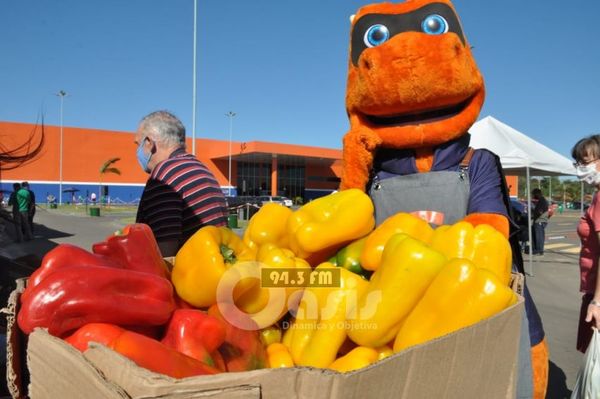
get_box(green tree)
[99,157,121,205]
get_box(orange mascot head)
[341,0,485,189]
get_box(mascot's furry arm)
[339,0,507,238]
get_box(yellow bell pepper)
[393,258,518,353]
[286,189,375,266]
[348,234,446,347]
[235,243,311,324]
[429,221,512,285]
[243,203,293,253]
[360,212,434,271]
[259,325,282,347]
[284,264,369,368]
[329,346,379,373]
[172,226,255,308]
[266,343,294,368]
[375,345,393,361]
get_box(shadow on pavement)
[546,360,572,399]
[0,219,76,311]
[31,220,73,240]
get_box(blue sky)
[1,1,598,159]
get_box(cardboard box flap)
[3,278,26,398]
[84,343,341,399]
[334,297,523,399]
[27,329,128,399]
[84,343,263,398]
[79,297,523,399]
[13,276,524,399]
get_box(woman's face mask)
[576,163,600,185]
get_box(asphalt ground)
[0,206,588,398]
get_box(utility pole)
[56,90,68,205]
[226,111,236,196]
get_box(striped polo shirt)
[136,148,227,249]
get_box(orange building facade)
[0,121,342,203]
[1,120,520,204]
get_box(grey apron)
[368,162,534,398]
[369,169,470,227]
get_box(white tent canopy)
[468,116,577,276]
[469,116,577,176]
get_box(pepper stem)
[220,244,237,264]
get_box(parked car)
[224,196,263,210]
[570,201,590,211]
[258,195,293,207]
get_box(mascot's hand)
[463,213,509,239]
[340,128,382,191]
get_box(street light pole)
[226,112,236,196]
[56,90,68,205]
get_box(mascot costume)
[339,0,548,397]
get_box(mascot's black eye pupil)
[364,24,390,48]
[372,30,385,41]
[422,14,448,35]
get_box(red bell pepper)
[207,304,267,372]
[92,223,169,278]
[161,309,226,369]
[65,323,219,378]
[21,244,122,302]
[18,265,176,337]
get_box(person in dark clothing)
[22,182,35,233]
[531,188,549,255]
[7,183,32,242]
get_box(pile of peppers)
[17,189,518,377]
[18,224,267,378]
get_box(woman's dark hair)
[0,123,45,170]
[571,134,600,163]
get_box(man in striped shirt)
[135,110,227,256]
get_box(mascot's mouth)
[362,98,472,127]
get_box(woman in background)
[571,134,600,352]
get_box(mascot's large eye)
[363,24,390,48]
[421,14,449,35]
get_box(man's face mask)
[136,137,153,173]
[576,163,600,185]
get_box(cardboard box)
[5,277,524,399]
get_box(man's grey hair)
[139,110,186,148]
